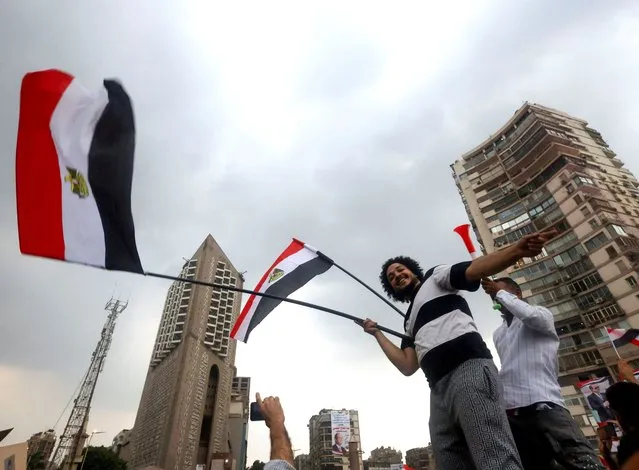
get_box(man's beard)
[395,279,418,302]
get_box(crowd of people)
[254,229,639,470]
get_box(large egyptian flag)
[607,327,639,348]
[231,239,333,342]
[16,69,142,273]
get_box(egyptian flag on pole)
[607,327,639,348]
[16,69,142,273]
[231,239,333,342]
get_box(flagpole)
[314,251,406,319]
[603,327,621,359]
[144,271,411,341]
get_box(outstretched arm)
[465,229,557,282]
[257,393,295,467]
[361,319,419,376]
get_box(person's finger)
[256,392,262,405]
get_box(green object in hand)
[493,303,502,310]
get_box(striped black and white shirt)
[492,290,564,409]
[400,261,493,387]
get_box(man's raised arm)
[257,393,295,470]
[465,229,557,282]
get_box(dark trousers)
[507,403,605,470]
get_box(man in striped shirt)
[482,277,605,470]
[360,229,556,470]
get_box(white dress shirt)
[265,461,295,470]
[493,290,565,409]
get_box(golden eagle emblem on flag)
[268,268,285,283]
[64,167,90,198]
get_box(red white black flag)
[607,327,639,348]
[231,239,333,342]
[16,69,142,273]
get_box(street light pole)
[79,430,104,470]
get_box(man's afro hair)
[379,256,425,303]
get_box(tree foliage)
[81,446,127,470]
[27,450,47,470]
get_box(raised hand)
[515,229,558,258]
[481,278,499,298]
[256,392,285,429]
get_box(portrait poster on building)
[330,410,350,456]
[577,376,614,423]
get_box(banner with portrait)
[577,376,614,423]
[330,410,351,456]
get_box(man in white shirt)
[482,277,604,470]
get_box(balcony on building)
[610,158,625,169]
[508,138,580,188]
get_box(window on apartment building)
[615,260,626,272]
[611,224,628,237]
[583,304,622,326]
[606,246,619,259]
[626,276,638,288]
[575,175,595,186]
[584,232,609,252]
[566,183,574,194]
[575,286,613,310]
[573,194,584,205]
[580,206,591,217]
[569,273,603,294]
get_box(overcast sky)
[1,0,639,466]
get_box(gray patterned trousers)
[429,358,524,470]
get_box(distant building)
[295,453,311,470]
[229,375,251,470]
[365,446,402,470]
[405,446,435,470]
[0,442,28,470]
[130,235,243,470]
[27,429,56,463]
[112,429,132,463]
[308,409,363,470]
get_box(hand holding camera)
[251,392,285,430]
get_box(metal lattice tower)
[49,298,128,470]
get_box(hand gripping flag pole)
[144,271,410,341]
[453,224,502,311]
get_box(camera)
[250,402,264,421]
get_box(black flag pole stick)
[315,251,406,319]
[144,271,411,341]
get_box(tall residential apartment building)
[130,235,243,470]
[451,102,639,440]
[308,409,363,470]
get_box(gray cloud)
[1,0,638,462]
